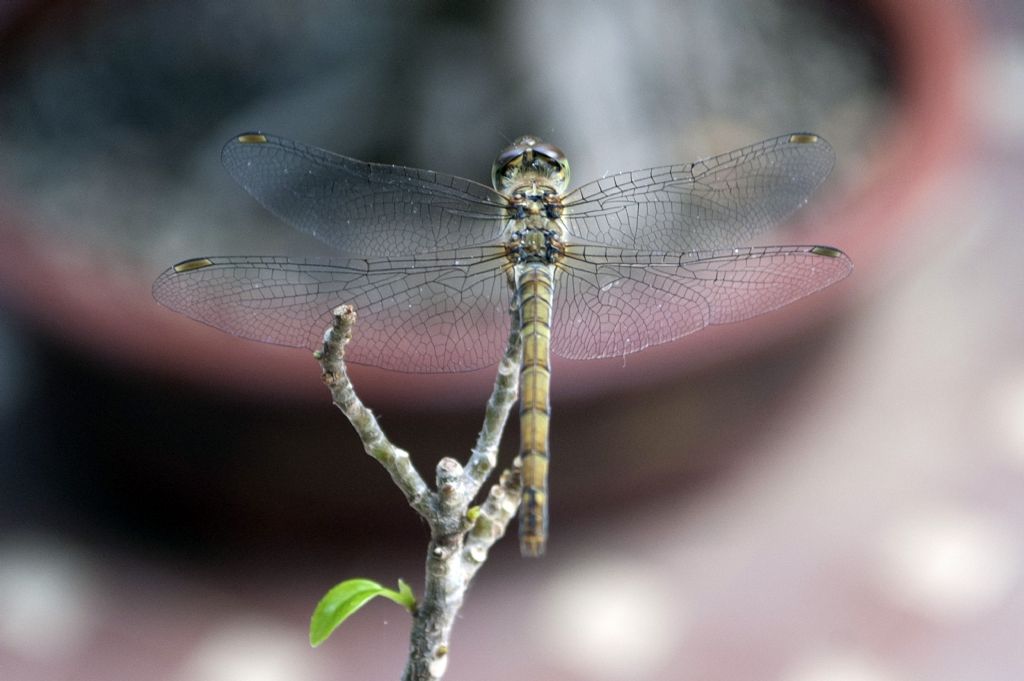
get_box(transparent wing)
[152,249,513,372]
[562,133,835,251]
[552,244,852,360]
[221,133,508,257]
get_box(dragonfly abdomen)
[517,262,555,557]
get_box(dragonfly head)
[492,136,570,195]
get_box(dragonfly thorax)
[508,183,564,222]
[505,227,565,265]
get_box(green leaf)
[310,578,416,647]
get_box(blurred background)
[0,0,1021,679]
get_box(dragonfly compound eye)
[492,136,570,193]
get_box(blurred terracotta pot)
[0,0,970,410]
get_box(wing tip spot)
[809,245,844,258]
[173,257,215,273]
[788,133,820,145]
[236,133,268,144]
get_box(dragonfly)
[154,131,852,556]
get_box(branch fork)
[315,304,523,681]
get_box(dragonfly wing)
[221,133,508,257]
[153,249,512,372]
[562,133,835,251]
[551,244,852,360]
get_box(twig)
[315,304,523,681]
[316,305,433,517]
[464,302,523,494]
